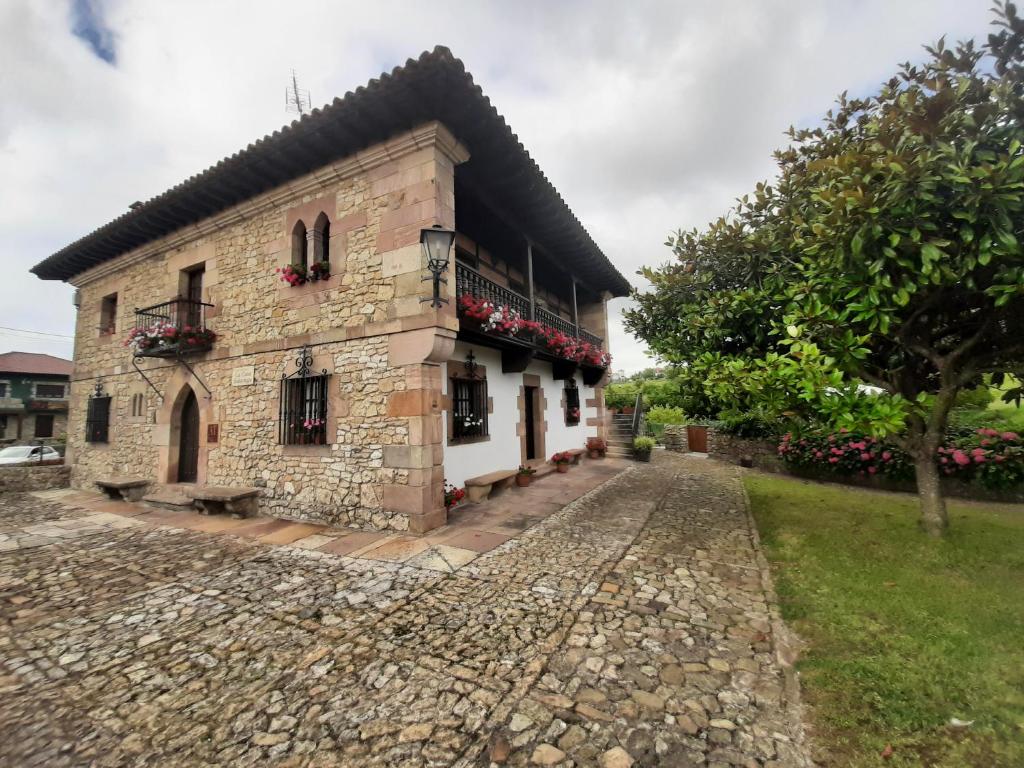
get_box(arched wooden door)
[177,389,200,483]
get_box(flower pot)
[515,474,532,487]
[556,463,570,473]
[635,450,652,463]
[587,449,601,459]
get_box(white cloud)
[0,0,994,371]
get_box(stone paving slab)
[0,455,811,766]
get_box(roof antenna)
[285,70,310,116]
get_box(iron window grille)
[279,347,329,446]
[451,378,488,440]
[565,378,581,426]
[85,382,111,443]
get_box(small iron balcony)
[129,298,216,358]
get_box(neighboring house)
[30,47,630,534]
[0,352,73,446]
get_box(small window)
[565,379,581,426]
[35,382,66,399]
[451,378,488,441]
[279,374,329,445]
[34,414,54,439]
[291,220,309,270]
[0,382,8,398]
[85,395,111,443]
[312,212,330,266]
[100,293,118,335]
[131,393,145,418]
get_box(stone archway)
[156,370,214,486]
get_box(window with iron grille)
[279,374,329,445]
[451,378,488,441]
[564,379,581,426]
[85,395,111,443]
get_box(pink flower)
[970,447,986,457]
[828,457,839,464]
[839,427,849,433]
[952,450,970,466]
[882,451,892,461]
[940,457,948,464]
[814,451,824,459]
[974,455,986,463]
[860,452,871,461]
[867,466,877,474]
[1001,432,1019,441]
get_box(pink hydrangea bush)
[778,428,1024,488]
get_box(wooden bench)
[187,486,260,518]
[566,448,585,465]
[95,477,149,502]
[464,469,517,503]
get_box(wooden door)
[687,425,708,453]
[524,386,537,460]
[178,390,200,482]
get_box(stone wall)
[0,465,71,493]
[66,122,467,533]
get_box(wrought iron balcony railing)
[130,298,216,358]
[454,262,605,349]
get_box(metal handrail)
[631,391,644,437]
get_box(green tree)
[626,4,1024,536]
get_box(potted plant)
[516,465,537,487]
[308,260,331,282]
[586,437,607,459]
[276,263,308,286]
[633,436,656,462]
[551,451,573,473]
[444,481,465,510]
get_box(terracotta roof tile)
[0,352,74,377]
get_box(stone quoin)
[32,48,629,534]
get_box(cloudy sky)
[0,0,995,372]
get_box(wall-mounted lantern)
[420,224,456,308]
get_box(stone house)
[31,47,629,534]
[0,352,73,446]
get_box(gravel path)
[0,454,811,767]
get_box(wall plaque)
[207,424,219,443]
[231,365,255,386]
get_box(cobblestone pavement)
[0,454,811,767]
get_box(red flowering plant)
[276,264,307,286]
[551,451,573,465]
[457,293,612,368]
[444,481,466,509]
[124,320,217,355]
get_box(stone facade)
[64,121,612,534]
[0,465,71,493]
[66,123,467,533]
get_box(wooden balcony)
[131,298,216,358]
[454,263,608,383]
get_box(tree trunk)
[914,453,948,537]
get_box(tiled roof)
[0,352,73,377]
[32,47,631,297]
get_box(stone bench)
[95,477,150,502]
[187,486,260,518]
[464,469,517,503]
[565,448,585,465]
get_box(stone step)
[606,448,633,458]
[142,489,195,511]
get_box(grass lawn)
[745,474,1024,767]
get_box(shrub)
[778,428,1024,488]
[605,382,640,410]
[646,406,686,425]
[718,413,778,439]
[633,436,656,452]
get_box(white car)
[0,445,62,465]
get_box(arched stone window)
[312,212,330,266]
[291,220,308,270]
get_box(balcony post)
[526,240,535,321]
[571,278,579,334]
